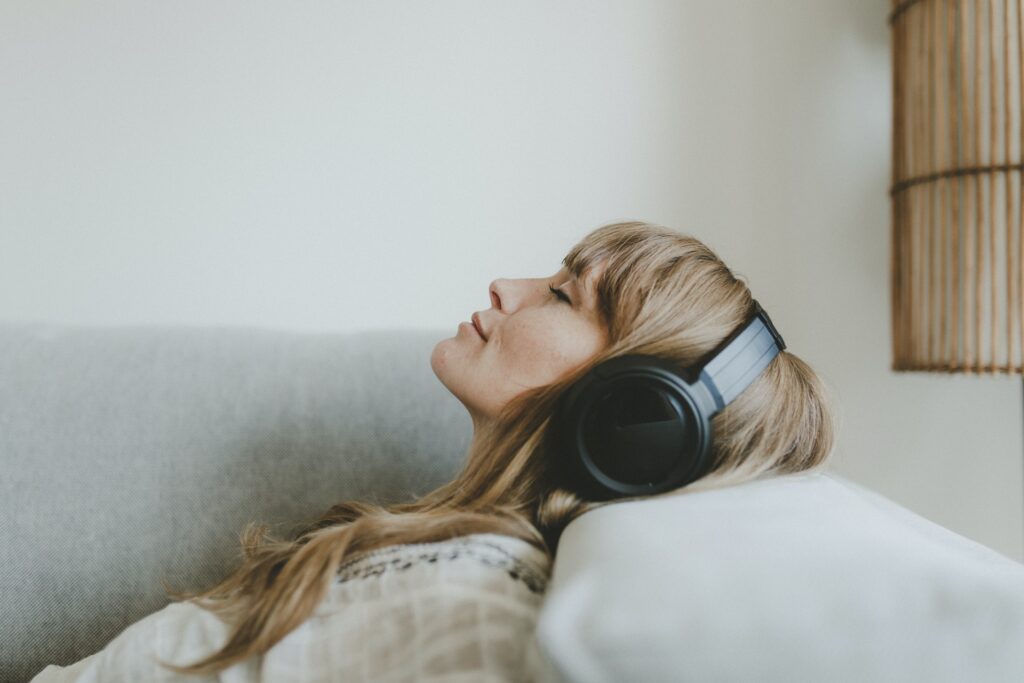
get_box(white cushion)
[527,471,1024,683]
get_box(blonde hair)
[157,220,837,675]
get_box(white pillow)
[527,471,1024,683]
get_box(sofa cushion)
[528,471,1024,683]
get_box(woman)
[31,220,836,681]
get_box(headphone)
[553,300,786,501]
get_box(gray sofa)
[10,323,1024,683]
[0,323,472,683]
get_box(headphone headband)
[698,301,786,412]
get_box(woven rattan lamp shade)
[890,0,1023,373]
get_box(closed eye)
[549,284,571,305]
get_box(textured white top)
[30,533,552,683]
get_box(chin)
[430,338,460,382]
[429,340,446,377]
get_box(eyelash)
[549,284,571,305]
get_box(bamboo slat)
[890,0,1024,373]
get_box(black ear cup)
[555,355,713,501]
[554,301,785,501]
[585,380,690,484]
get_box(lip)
[471,312,487,341]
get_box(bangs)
[559,222,664,333]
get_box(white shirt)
[30,533,552,683]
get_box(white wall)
[2,0,1021,562]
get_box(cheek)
[499,319,586,382]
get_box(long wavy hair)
[157,220,838,675]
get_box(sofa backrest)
[0,323,470,683]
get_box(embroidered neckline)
[333,534,550,595]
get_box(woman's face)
[431,262,609,430]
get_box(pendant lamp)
[888,0,1023,552]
